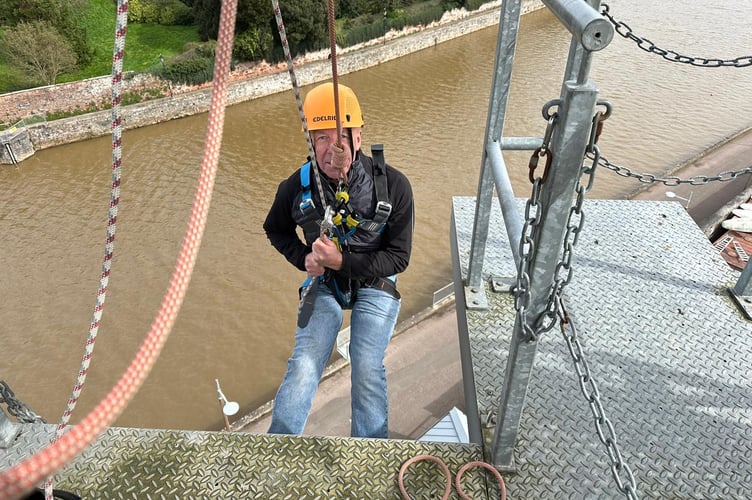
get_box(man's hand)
[330,143,352,172]
[305,252,326,277]
[312,235,343,271]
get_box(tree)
[0,21,78,85]
[0,0,91,66]
[271,0,329,55]
[193,0,222,40]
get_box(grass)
[1,0,201,91]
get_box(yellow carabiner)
[346,214,359,228]
[335,190,350,203]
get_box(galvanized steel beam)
[542,0,614,52]
[466,0,523,306]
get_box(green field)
[0,0,200,92]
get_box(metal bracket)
[729,288,752,321]
[491,275,515,293]
[464,281,489,310]
[1,409,21,448]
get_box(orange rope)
[327,0,342,148]
[0,0,238,497]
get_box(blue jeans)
[268,277,400,438]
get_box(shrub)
[130,0,194,25]
[158,1,194,25]
[159,57,214,85]
[465,0,487,10]
[404,4,445,26]
[233,28,274,62]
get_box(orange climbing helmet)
[303,82,364,131]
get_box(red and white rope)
[43,5,129,497]
[0,0,237,497]
[271,0,326,204]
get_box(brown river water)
[1,1,750,431]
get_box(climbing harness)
[601,3,752,68]
[298,144,392,243]
[397,455,507,500]
[296,142,397,310]
[0,1,238,497]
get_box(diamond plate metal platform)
[2,424,491,498]
[452,197,752,499]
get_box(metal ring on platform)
[455,460,507,500]
[398,454,452,500]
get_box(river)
[1,1,750,431]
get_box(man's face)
[311,128,362,180]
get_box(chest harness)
[299,144,392,249]
[297,144,400,308]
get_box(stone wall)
[1,0,544,156]
[0,129,34,164]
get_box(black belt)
[361,277,401,300]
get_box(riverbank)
[0,0,544,159]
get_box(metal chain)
[562,106,637,498]
[0,381,46,424]
[595,154,752,186]
[517,101,608,340]
[601,3,752,68]
[534,101,612,335]
[516,104,638,498]
[514,177,543,341]
[557,301,638,499]
[514,102,562,342]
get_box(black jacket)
[264,150,414,282]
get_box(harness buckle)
[374,200,392,222]
[300,198,315,213]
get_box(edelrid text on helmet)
[303,82,364,131]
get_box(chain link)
[601,3,752,68]
[557,300,638,499]
[515,102,562,342]
[0,380,46,424]
[513,104,638,498]
[595,153,752,186]
[514,178,542,341]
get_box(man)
[263,82,414,438]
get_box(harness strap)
[299,148,392,236]
[358,144,392,232]
[364,277,401,300]
[323,276,400,308]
